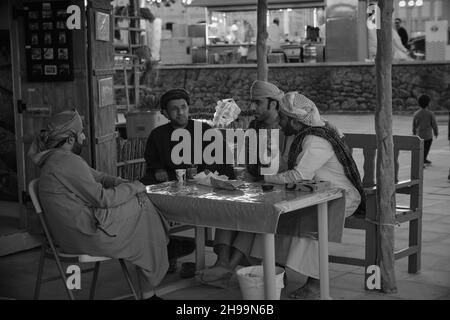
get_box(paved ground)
[0,114,449,300]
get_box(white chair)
[29,179,139,300]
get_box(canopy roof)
[190,0,324,11]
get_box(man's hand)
[155,169,169,182]
[132,181,147,193]
[435,134,438,139]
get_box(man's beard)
[281,121,297,136]
[71,139,84,155]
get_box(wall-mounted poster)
[98,77,114,107]
[24,1,74,82]
[96,12,110,42]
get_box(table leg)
[263,233,277,300]
[195,227,205,270]
[318,202,331,300]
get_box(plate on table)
[210,177,245,191]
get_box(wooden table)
[146,181,344,300]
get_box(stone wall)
[141,62,450,118]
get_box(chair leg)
[34,245,46,300]
[408,219,422,273]
[119,259,139,300]
[52,254,75,300]
[364,224,377,290]
[135,266,143,300]
[89,262,101,300]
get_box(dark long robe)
[37,149,169,288]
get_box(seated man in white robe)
[28,110,172,300]
[252,92,365,299]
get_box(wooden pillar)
[256,0,268,81]
[375,0,397,293]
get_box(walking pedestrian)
[412,94,438,166]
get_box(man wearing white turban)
[251,92,365,299]
[28,110,171,299]
[196,80,287,285]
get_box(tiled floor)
[0,114,449,300]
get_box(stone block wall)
[141,62,450,118]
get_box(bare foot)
[289,278,320,300]
[196,265,233,283]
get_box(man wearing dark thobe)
[142,88,234,185]
[141,88,234,273]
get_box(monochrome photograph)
[30,48,41,60]
[57,48,68,60]
[31,33,39,45]
[42,22,53,30]
[43,33,52,45]
[42,47,53,60]
[0,0,449,307]
[44,64,57,75]
[58,31,67,44]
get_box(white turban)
[279,92,325,127]
[28,110,83,164]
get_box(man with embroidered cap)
[28,110,170,299]
[251,92,365,299]
[142,88,234,185]
[141,88,234,273]
[196,80,286,285]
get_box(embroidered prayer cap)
[279,91,325,127]
[27,109,83,161]
[250,80,284,102]
[160,88,190,110]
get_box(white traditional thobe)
[251,134,361,278]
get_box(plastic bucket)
[236,266,285,300]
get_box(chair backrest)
[29,179,43,214]
[28,178,60,251]
[343,133,424,188]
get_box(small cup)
[175,169,186,183]
[233,166,246,180]
[186,167,197,180]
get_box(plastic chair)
[29,179,139,300]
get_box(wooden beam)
[375,0,397,293]
[256,0,268,81]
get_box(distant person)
[267,18,282,51]
[412,95,439,166]
[395,18,409,49]
[367,25,412,61]
[243,20,254,43]
[392,25,412,61]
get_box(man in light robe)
[28,110,170,299]
[251,92,365,299]
[267,18,282,52]
[196,80,285,285]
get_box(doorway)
[0,9,36,256]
